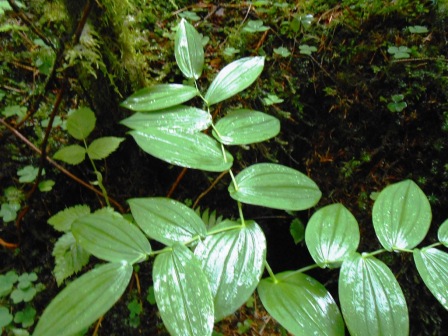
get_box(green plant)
[0,271,45,335]
[387,94,407,112]
[32,19,448,336]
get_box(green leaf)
[14,306,36,328]
[194,220,266,321]
[339,252,409,336]
[175,18,204,80]
[52,232,91,286]
[204,57,264,106]
[120,105,211,132]
[0,202,20,222]
[305,203,360,268]
[372,180,432,251]
[299,44,317,55]
[17,165,40,183]
[0,306,13,328]
[0,271,18,297]
[72,211,151,264]
[33,262,133,336]
[129,128,233,172]
[242,20,269,33]
[438,218,448,246]
[47,205,90,232]
[53,145,86,165]
[121,84,198,112]
[213,109,280,145]
[228,163,321,211]
[66,107,96,140]
[38,179,55,192]
[128,197,206,246]
[258,271,344,336]
[289,218,305,244]
[273,47,291,57]
[153,244,214,336]
[86,136,124,160]
[408,25,428,34]
[413,247,448,309]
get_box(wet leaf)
[413,247,448,309]
[129,128,233,172]
[258,271,344,336]
[121,84,198,112]
[175,18,204,79]
[228,163,321,211]
[213,109,280,145]
[372,180,431,251]
[47,204,90,232]
[153,244,214,336]
[33,262,132,336]
[72,210,151,264]
[339,253,409,336]
[128,197,206,246]
[194,220,266,321]
[305,203,360,268]
[204,57,264,106]
[120,105,211,132]
[438,218,448,246]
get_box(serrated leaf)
[53,145,86,165]
[17,165,39,183]
[72,211,151,264]
[52,232,90,286]
[120,105,212,132]
[66,107,96,140]
[47,205,90,232]
[438,219,448,246]
[129,197,207,246]
[213,109,280,145]
[86,136,124,160]
[413,247,448,309]
[175,19,204,79]
[339,252,409,336]
[121,84,198,112]
[153,244,214,336]
[33,262,132,336]
[305,203,360,268]
[194,220,266,320]
[258,271,344,336]
[129,128,233,172]
[204,57,264,106]
[372,180,432,251]
[228,163,321,211]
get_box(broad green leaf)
[66,107,96,140]
[47,205,90,232]
[128,197,207,246]
[258,271,344,336]
[33,262,133,336]
[194,220,266,321]
[204,57,264,106]
[53,145,86,165]
[413,247,448,309]
[372,180,431,251]
[120,105,211,132]
[213,109,280,145]
[175,18,204,79]
[438,219,448,246]
[121,84,198,112]
[339,253,409,336]
[53,232,90,286]
[72,211,151,264]
[228,163,321,211]
[153,244,214,336]
[305,203,360,268]
[86,136,124,160]
[129,128,233,172]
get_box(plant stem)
[207,223,244,236]
[362,248,387,258]
[84,140,111,208]
[229,169,238,191]
[237,201,246,227]
[264,261,278,283]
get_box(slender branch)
[193,170,228,209]
[0,118,125,213]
